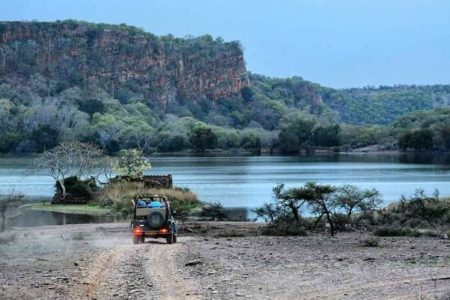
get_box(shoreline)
[2,149,450,158]
[20,203,117,217]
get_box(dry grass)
[98,181,200,215]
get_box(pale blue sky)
[1,0,449,88]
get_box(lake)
[1,153,450,210]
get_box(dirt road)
[1,223,449,299]
[79,238,200,299]
[0,224,201,299]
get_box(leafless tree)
[34,142,103,198]
[95,156,117,184]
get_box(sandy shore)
[0,222,449,299]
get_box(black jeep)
[131,194,177,244]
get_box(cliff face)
[0,21,248,107]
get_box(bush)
[253,202,283,223]
[199,202,227,221]
[377,190,450,228]
[55,176,96,199]
[333,213,352,231]
[374,226,421,237]
[361,236,379,247]
[261,222,307,236]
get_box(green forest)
[0,20,449,155]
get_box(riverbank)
[0,222,449,299]
[22,202,115,216]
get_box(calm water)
[1,154,449,209]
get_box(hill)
[0,20,449,154]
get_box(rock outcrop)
[0,21,248,107]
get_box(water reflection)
[10,209,127,227]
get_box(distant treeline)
[1,77,449,154]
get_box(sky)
[1,0,449,88]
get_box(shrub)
[252,202,282,223]
[377,190,450,228]
[374,226,421,237]
[261,223,307,236]
[361,236,379,247]
[55,176,96,199]
[199,202,227,221]
[333,213,352,231]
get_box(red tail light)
[159,228,168,234]
[134,227,143,234]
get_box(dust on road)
[1,223,449,299]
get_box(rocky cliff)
[0,21,248,107]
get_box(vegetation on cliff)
[0,20,449,155]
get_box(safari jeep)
[131,194,177,244]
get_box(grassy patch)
[261,223,308,236]
[214,229,247,238]
[24,202,113,216]
[374,226,421,237]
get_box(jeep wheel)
[173,234,177,243]
[133,235,140,244]
[140,235,145,243]
[166,233,174,244]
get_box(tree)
[272,184,307,224]
[240,133,261,154]
[398,129,433,151]
[35,142,103,198]
[241,87,254,102]
[312,124,341,147]
[95,156,117,184]
[31,124,60,152]
[77,99,105,122]
[113,148,151,178]
[333,185,382,220]
[298,182,337,236]
[278,130,300,154]
[189,123,217,151]
[253,202,281,223]
[439,125,450,151]
[279,114,316,154]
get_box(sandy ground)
[0,222,449,300]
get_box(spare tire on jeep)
[147,211,165,229]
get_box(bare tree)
[34,142,103,198]
[96,156,117,184]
